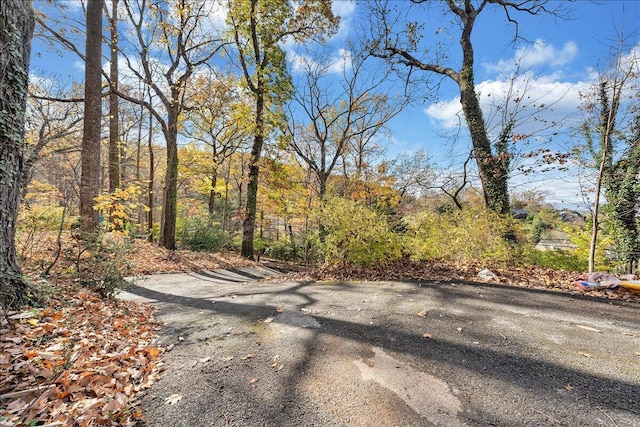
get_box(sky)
[29,0,640,210]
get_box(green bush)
[405,208,518,263]
[524,248,586,272]
[561,221,615,271]
[265,239,299,261]
[177,216,226,252]
[316,197,402,266]
[75,233,133,298]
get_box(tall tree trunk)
[147,109,155,242]
[589,143,608,273]
[108,0,120,193]
[79,0,104,233]
[317,173,328,242]
[0,0,35,309]
[159,107,179,249]
[459,20,509,215]
[136,93,144,234]
[222,160,231,232]
[236,155,245,232]
[241,92,265,259]
[208,167,218,216]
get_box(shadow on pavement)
[125,280,640,420]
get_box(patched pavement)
[120,268,640,426]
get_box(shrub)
[177,216,227,252]
[524,248,586,272]
[529,211,554,244]
[265,239,299,261]
[93,184,147,234]
[74,232,133,298]
[405,208,519,263]
[562,220,615,271]
[316,197,402,266]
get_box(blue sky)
[29,0,640,209]
[325,0,640,209]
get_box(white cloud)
[330,0,356,41]
[332,0,356,17]
[484,39,578,74]
[73,60,85,72]
[521,39,578,68]
[510,162,591,209]
[424,99,464,129]
[328,48,353,74]
[426,39,589,136]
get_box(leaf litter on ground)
[3,235,260,427]
[272,258,640,304]
[5,233,639,426]
[1,290,164,426]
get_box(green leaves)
[316,197,403,266]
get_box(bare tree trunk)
[241,116,263,259]
[588,48,627,272]
[108,0,120,193]
[208,167,218,216]
[589,140,608,273]
[223,160,231,233]
[147,107,155,242]
[136,94,144,234]
[0,0,35,309]
[79,0,103,233]
[159,106,179,249]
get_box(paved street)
[120,268,640,426]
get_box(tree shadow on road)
[125,278,640,425]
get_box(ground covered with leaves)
[2,237,255,427]
[2,236,638,426]
[280,258,640,303]
[1,292,163,426]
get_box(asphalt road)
[120,267,640,426]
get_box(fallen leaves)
[164,393,182,405]
[0,290,165,426]
[18,232,257,279]
[271,258,640,304]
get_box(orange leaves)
[277,258,640,303]
[0,290,165,426]
[146,347,161,360]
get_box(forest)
[1,0,639,304]
[1,0,639,425]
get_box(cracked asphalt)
[119,267,640,426]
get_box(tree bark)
[79,0,103,233]
[147,107,155,242]
[0,0,35,309]
[208,167,218,216]
[458,14,510,215]
[241,92,264,259]
[108,0,120,193]
[159,106,179,249]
